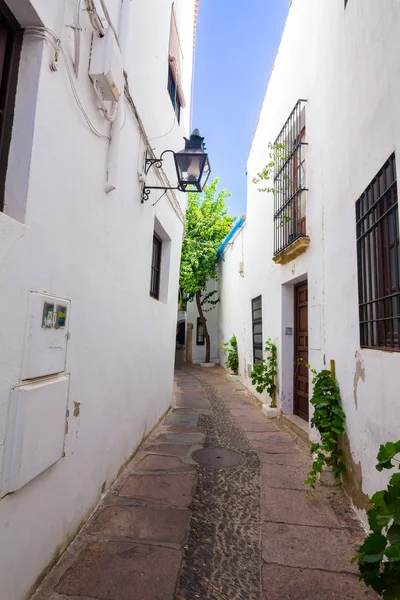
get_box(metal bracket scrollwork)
[141,149,178,203]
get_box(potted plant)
[218,335,239,379]
[250,338,278,418]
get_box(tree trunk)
[195,291,211,363]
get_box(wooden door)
[294,282,309,420]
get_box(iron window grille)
[252,296,263,364]
[273,99,308,256]
[356,153,400,350]
[150,233,162,300]
[0,6,22,212]
[196,317,205,345]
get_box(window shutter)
[169,3,186,108]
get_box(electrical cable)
[25,27,109,139]
[148,113,176,141]
[93,80,117,122]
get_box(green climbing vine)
[218,334,239,375]
[299,364,346,491]
[352,440,400,599]
[250,338,278,408]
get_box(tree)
[180,178,235,363]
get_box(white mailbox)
[21,292,70,380]
[1,375,70,495]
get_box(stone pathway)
[31,362,377,600]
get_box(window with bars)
[150,233,162,300]
[0,6,22,212]
[273,99,308,255]
[196,317,205,345]
[356,153,400,350]
[252,296,263,364]
[167,3,185,124]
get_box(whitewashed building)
[0,1,197,598]
[218,0,400,516]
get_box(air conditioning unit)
[89,28,124,102]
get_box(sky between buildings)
[192,0,290,217]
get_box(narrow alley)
[32,357,376,600]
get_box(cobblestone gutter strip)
[177,380,262,600]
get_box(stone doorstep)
[282,413,310,446]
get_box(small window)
[196,317,205,345]
[356,153,400,350]
[252,296,263,364]
[150,233,162,300]
[0,7,22,212]
[168,3,185,124]
[167,64,181,123]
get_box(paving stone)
[156,431,205,444]
[135,454,195,473]
[245,431,284,441]
[263,488,341,527]
[252,438,299,454]
[175,397,211,409]
[55,542,182,600]
[164,413,199,427]
[262,564,378,599]
[261,463,308,490]
[164,426,205,434]
[119,473,196,507]
[258,451,310,467]
[262,522,358,572]
[87,505,190,545]
[144,443,191,458]
[172,407,213,416]
[238,422,280,432]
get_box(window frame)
[196,317,205,346]
[0,5,22,212]
[356,153,400,351]
[252,296,263,364]
[150,233,162,300]
[167,63,181,124]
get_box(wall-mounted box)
[1,375,69,496]
[89,27,124,101]
[21,292,70,380]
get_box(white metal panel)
[1,375,69,496]
[21,292,70,380]
[89,28,124,101]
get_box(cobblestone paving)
[177,378,262,600]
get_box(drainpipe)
[105,0,131,193]
[216,217,246,261]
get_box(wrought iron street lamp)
[141,129,211,203]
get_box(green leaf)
[386,541,400,562]
[377,441,400,472]
[358,533,387,564]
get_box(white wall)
[218,0,400,510]
[0,1,195,598]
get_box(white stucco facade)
[0,1,196,598]
[218,0,400,514]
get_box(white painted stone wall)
[0,1,195,598]
[218,0,400,510]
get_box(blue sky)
[192,0,290,216]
